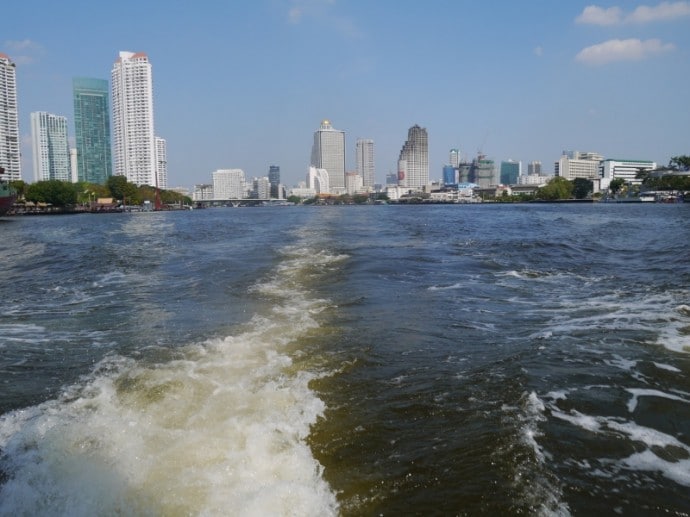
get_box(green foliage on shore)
[535,177,573,200]
[18,177,191,208]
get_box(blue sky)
[4,0,689,189]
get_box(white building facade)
[311,120,345,193]
[600,159,656,189]
[193,184,214,201]
[356,138,375,188]
[155,136,167,189]
[397,125,429,189]
[212,169,246,199]
[307,166,330,195]
[0,53,20,181]
[111,51,157,186]
[555,151,603,181]
[30,112,71,182]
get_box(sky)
[3,0,690,189]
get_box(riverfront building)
[268,165,280,198]
[449,149,460,168]
[0,53,20,181]
[311,120,345,192]
[307,166,330,195]
[555,151,603,181]
[155,137,167,189]
[73,77,112,185]
[600,159,656,188]
[397,125,429,189]
[212,169,246,200]
[30,112,71,182]
[500,160,521,185]
[111,51,157,186]
[356,138,375,188]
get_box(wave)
[0,236,341,516]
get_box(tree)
[609,178,625,195]
[535,176,573,200]
[107,176,138,204]
[572,178,593,199]
[669,155,690,171]
[25,180,78,207]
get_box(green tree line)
[9,177,191,208]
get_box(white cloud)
[575,2,690,25]
[2,39,44,65]
[286,0,361,38]
[628,1,690,22]
[575,38,675,65]
[576,5,623,25]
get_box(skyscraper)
[356,138,375,188]
[30,112,70,182]
[155,136,167,189]
[311,120,345,192]
[0,53,20,181]
[111,51,156,186]
[268,165,280,198]
[527,160,542,176]
[397,125,428,189]
[73,77,112,185]
[500,160,521,185]
[449,148,460,168]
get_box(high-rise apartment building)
[30,112,70,182]
[356,138,375,188]
[0,53,20,181]
[268,165,280,198]
[311,120,345,192]
[111,51,156,186]
[397,125,429,189]
[155,136,167,189]
[73,77,112,185]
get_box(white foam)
[625,388,690,413]
[0,240,341,516]
[653,362,681,373]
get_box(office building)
[449,149,460,168]
[0,53,20,181]
[356,138,375,188]
[252,176,270,199]
[397,125,429,189]
[600,159,656,187]
[193,184,214,201]
[443,165,457,186]
[555,151,603,180]
[345,171,363,195]
[500,160,521,185]
[155,137,167,189]
[311,119,345,192]
[212,169,245,199]
[268,165,280,198]
[111,51,156,186]
[30,112,71,182]
[528,160,542,176]
[73,77,112,185]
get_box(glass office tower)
[73,77,112,184]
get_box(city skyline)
[2,1,689,189]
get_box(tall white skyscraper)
[356,138,375,188]
[111,51,156,186]
[30,112,71,182]
[0,53,20,181]
[397,125,429,189]
[155,136,167,189]
[311,120,345,192]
